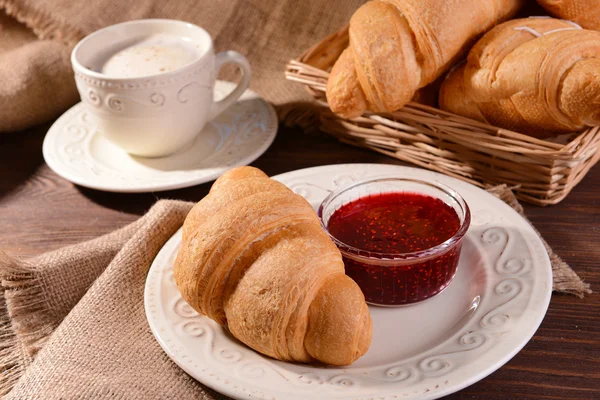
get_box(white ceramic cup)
[71,19,251,157]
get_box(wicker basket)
[285,27,600,206]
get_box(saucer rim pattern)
[43,81,278,193]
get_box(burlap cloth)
[0,187,591,399]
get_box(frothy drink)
[73,19,251,157]
[101,33,202,78]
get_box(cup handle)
[208,51,252,120]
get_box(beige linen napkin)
[0,200,229,399]
[0,189,591,399]
[0,0,367,132]
[0,10,78,131]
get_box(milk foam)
[101,33,203,78]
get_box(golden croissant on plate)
[537,0,600,31]
[173,166,372,366]
[325,0,525,118]
[439,18,600,137]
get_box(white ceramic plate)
[145,164,552,400]
[43,81,277,193]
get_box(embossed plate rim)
[145,163,553,400]
[42,80,278,193]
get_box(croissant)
[174,166,372,366]
[325,0,525,118]
[439,18,600,137]
[537,0,600,30]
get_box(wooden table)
[1,124,599,399]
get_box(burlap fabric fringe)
[0,190,591,398]
[0,0,369,132]
[0,200,229,399]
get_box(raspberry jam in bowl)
[318,178,470,306]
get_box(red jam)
[327,192,462,305]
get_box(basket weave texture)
[285,27,600,206]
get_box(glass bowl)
[318,177,471,306]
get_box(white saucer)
[43,81,278,192]
[145,164,552,400]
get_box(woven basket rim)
[285,73,598,160]
[283,25,600,206]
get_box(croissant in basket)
[439,18,600,137]
[537,0,600,30]
[173,166,372,366]
[325,0,525,118]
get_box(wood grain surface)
[0,124,598,399]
